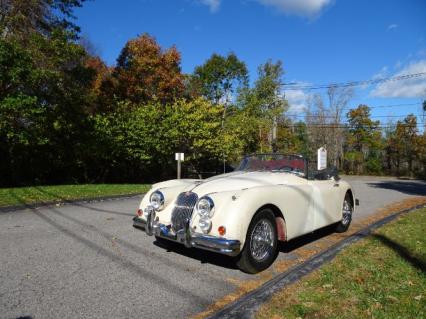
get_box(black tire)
[335,193,353,233]
[235,208,278,274]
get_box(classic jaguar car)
[133,154,357,273]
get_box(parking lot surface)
[1,177,425,318]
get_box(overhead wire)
[281,72,426,91]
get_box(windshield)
[236,154,306,176]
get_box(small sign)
[175,153,184,161]
[317,147,327,170]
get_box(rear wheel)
[235,208,278,274]
[335,194,353,233]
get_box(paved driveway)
[1,177,425,319]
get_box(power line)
[281,73,426,91]
[356,102,421,110]
[285,124,419,129]
[286,114,421,119]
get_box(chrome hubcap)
[250,219,274,261]
[342,199,352,225]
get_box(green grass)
[0,184,151,207]
[257,208,426,319]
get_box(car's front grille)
[171,192,198,232]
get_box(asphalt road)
[1,177,425,319]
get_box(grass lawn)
[0,184,151,207]
[257,208,426,319]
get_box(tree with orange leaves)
[113,33,185,106]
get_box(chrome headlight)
[149,191,164,211]
[197,196,215,218]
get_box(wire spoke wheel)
[342,199,352,225]
[250,219,274,261]
[236,208,278,273]
[335,193,354,233]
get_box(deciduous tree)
[345,105,382,174]
[113,33,185,105]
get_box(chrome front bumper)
[132,210,241,257]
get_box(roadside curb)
[207,203,426,319]
[0,193,144,213]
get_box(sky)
[75,0,426,126]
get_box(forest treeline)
[1,0,425,186]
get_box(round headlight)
[197,196,214,218]
[149,191,164,210]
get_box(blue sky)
[75,0,426,125]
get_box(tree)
[0,0,85,40]
[393,115,419,175]
[91,98,245,181]
[0,8,97,185]
[238,59,288,153]
[113,33,185,105]
[84,55,115,114]
[344,105,381,174]
[192,53,248,105]
[305,86,353,168]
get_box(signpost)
[175,153,184,179]
[317,147,327,170]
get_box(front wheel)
[235,208,278,274]
[335,194,353,233]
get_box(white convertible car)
[133,154,357,273]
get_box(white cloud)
[371,60,426,98]
[256,0,333,17]
[387,24,398,30]
[200,0,221,13]
[285,88,308,113]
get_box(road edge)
[207,203,426,319]
[0,193,144,213]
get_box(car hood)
[189,170,305,195]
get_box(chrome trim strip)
[133,211,241,256]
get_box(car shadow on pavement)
[279,224,337,253]
[367,181,426,196]
[152,224,339,270]
[372,233,426,273]
[153,239,239,270]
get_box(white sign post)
[175,153,184,179]
[317,147,327,170]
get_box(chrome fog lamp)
[199,217,212,234]
[197,196,215,218]
[149,191,164,211]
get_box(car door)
[309,178,341,229]
[277,182,315,239]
